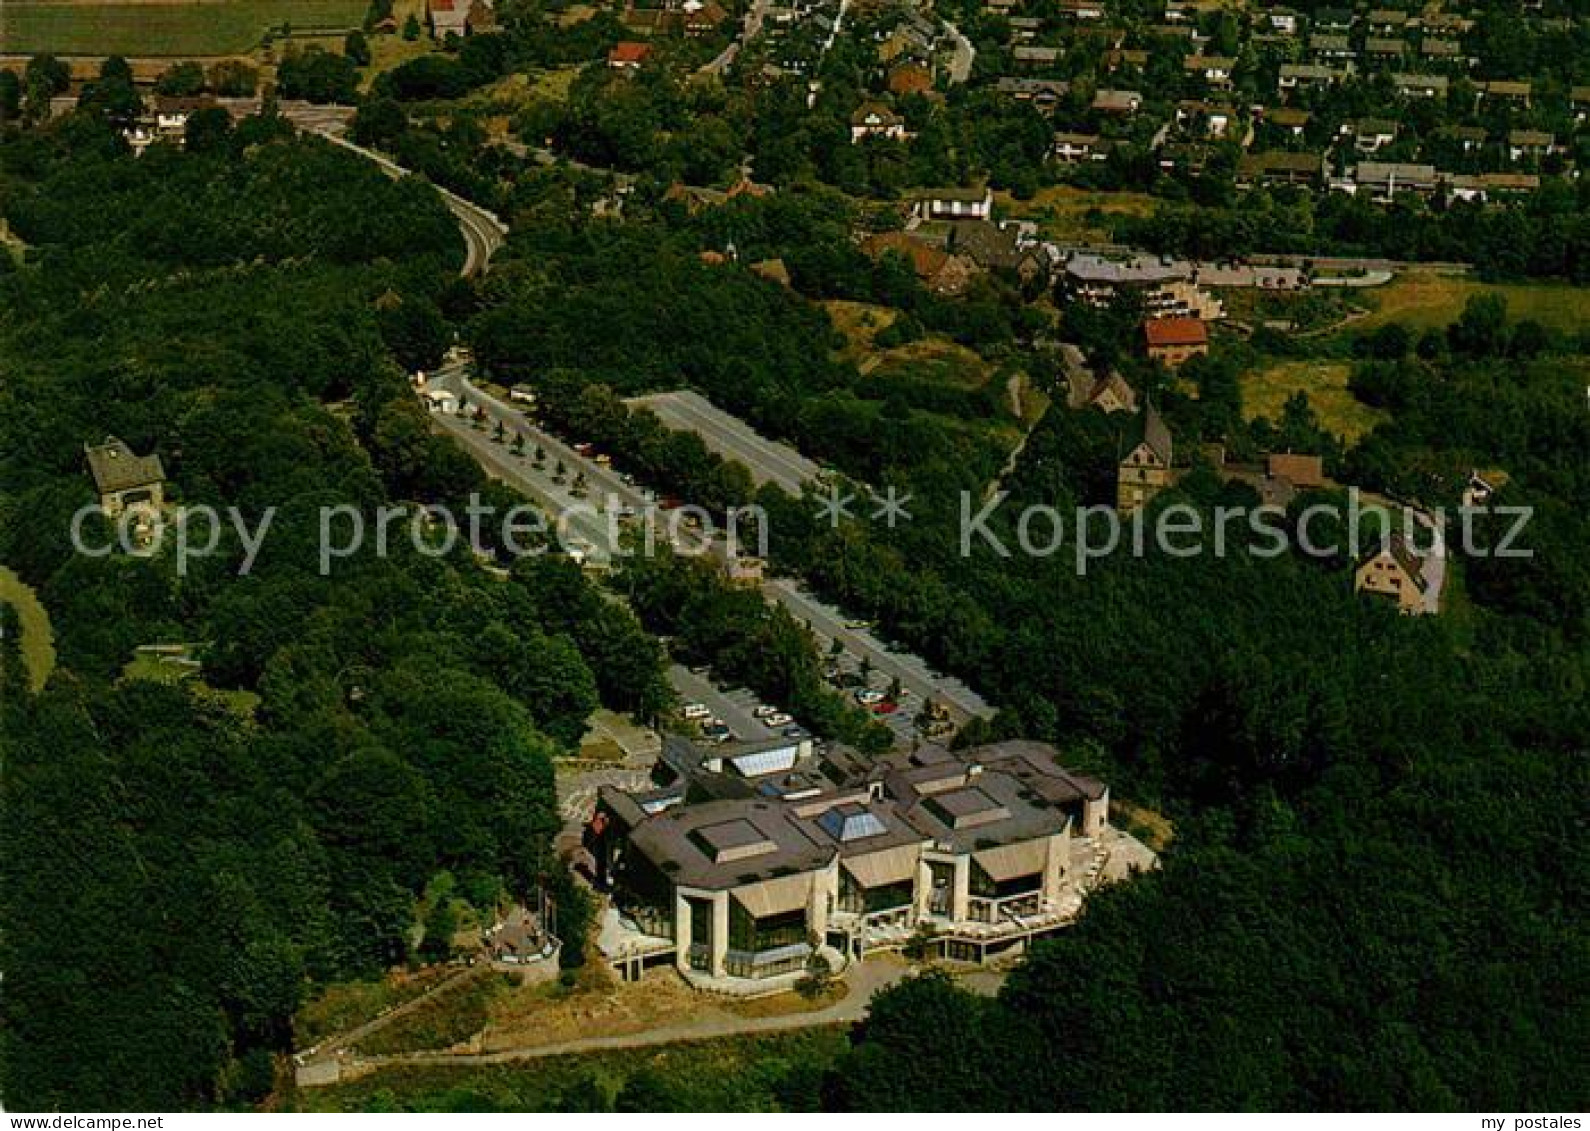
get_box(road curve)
[306,128,508,277]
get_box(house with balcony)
[591,740,1121,987]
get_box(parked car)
[782,726,807,738]
[702,722,732,743]
[680,702,710,721]
[752,705,780,719]
[871,700,899,715]
[763,711,793,728]
[855,688,885,706]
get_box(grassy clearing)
[0,566,56,692]
[0,0,365,56]
[294,1026,848,1111]
[993,186,1157,243]
[121,645,260,716]
[354,972,513,1056]
[296,967,460,1046]
[823,300,991,388]
[1356,275,1590,333]
[1240,360,1389,444]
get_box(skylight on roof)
[818,806,888,842]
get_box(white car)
[854,689,885,706]
[762,712,793,728]
[680,702,711,721]
[752,705,780,719]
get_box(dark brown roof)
[1267,452,1325,488]
[1144,317,1209,348]
[84,437,164,494]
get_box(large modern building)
[589,737,1121,990]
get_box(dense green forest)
[2,42,1587,1111]
[0,113,668,1108]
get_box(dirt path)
[303,957,1001,1085]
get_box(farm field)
[1356,274,1590,333]
[0,0,364,56]
[1240,359,1389,444]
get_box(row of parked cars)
[678,698,802,742]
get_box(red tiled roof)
[609,41,653,64]
[430,0,456,11]
[1144,317,1208,347]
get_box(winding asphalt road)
[300,121,507,276]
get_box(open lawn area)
[1356,274,1590,334]
[993,186,1157,243]
[1241,360,1388,444]
[824,300,990,387]
[0,565,56,692]
[293,1027,848,1111]
[0,0,364,56]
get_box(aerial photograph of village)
[0,0,1585,1117]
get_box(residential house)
[1437,124,1489,152]
[1117,404,1175,511]
[949,220,1047,283]
[607,41,654,70]
[861,232,975,295]
[683,0,729,36]
[1143,317,1209,369]
[1007,16,1043,40]
[1308,33,1356,61]
[1104,48,1150,72]
[1178,100,1237,139]
[913,186,994,221]
[1393,72,1447,98]
[1012,45,1062,68]
[850,101,909,142]
[465,0,499,34]
[1265,106,1312,137]
[1237,149,1325,187]
[1311,7,1354,32]
[1051,131,1104,162]
[1419,37,1463,63]
[1279,63,1353,92]
[1479,80,1532,108]
[1572,86,1590,123]
[1365,8,1407,34]
[1348,161,1439,200]
[996,77,1071,109]
[427,0,469,38]
[84,436,165,518]
[1092,88,1143,114]
[152,94,215,135]
[1266,7,1301,35]
[1445,172,1539,203]
[1507,130,1555,162]
[1349,118,1399,153]
[1184,54,1236,87]
[1364,37,1407,64]
[1083,369,1138,414]
[1354,532,1432,615]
